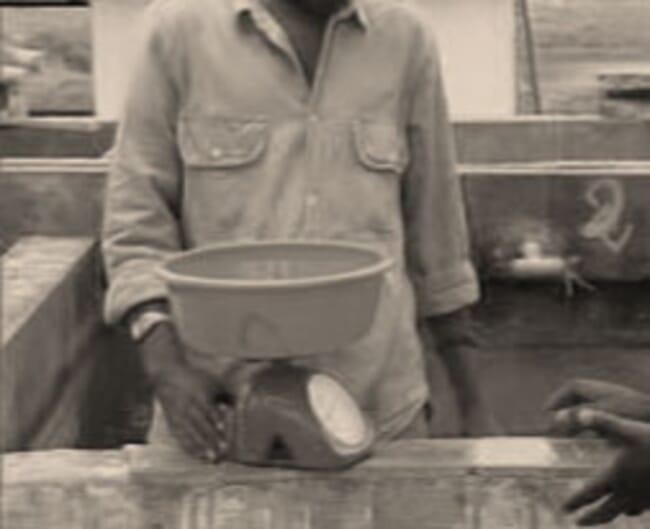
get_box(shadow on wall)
[78,326,153,448]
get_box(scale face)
[308,374,369,449]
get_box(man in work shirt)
[102,0,499,461]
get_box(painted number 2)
[579,178,634,254]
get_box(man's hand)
[560,409,650,526]
[140,320,230,462]
[546,378,650,435]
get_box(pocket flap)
[353,121,409,173]
[179,117,268,168]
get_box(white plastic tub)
[158,240,393,359]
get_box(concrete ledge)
[0,160,106,250]
[1,236,102,450]
[2,439,648,528]
[0,118,115,158]
[3,117,650,162]
[3,158,650,281]
[455,117,650,163]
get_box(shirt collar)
[233,0,369,31]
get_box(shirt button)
[211,147,223,158]
[306,194,319,207]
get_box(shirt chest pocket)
[178,117,268,237]
[352,121,410,175]
[178,117,268,171]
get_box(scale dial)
[307,374,369,450]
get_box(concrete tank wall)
[3,440,650,528]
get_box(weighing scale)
[159,240,393,470]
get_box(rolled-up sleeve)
[402,30,479,317]
[102,9,184,325]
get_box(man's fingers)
[187,400,231,458]
[164,402,221,462]
[550,407,603,439]
[576,409,650,444]
[168,420,213,461]
[563,468,613,513]
[550,407,583,436]
[185,405,221,452]
[575,494,629,526]
[210,403,231,456]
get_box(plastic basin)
[157,240,394,359]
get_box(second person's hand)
[561,408,650,526]
[545,378,650,435]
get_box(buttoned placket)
[244,4,356,236]
[300,15,343,235]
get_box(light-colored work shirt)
[102,0,479,439]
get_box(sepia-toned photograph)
[1,0,650,527]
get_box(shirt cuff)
[104,264,170,326]
[411,260,480,317]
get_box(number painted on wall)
[579,178,634,253]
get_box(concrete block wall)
[1,235,152,451]
[3,439,649,528]
[4,157,650,281]
[2,237,100,450]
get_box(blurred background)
[1,7,92,114]
[1,0,650,116]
